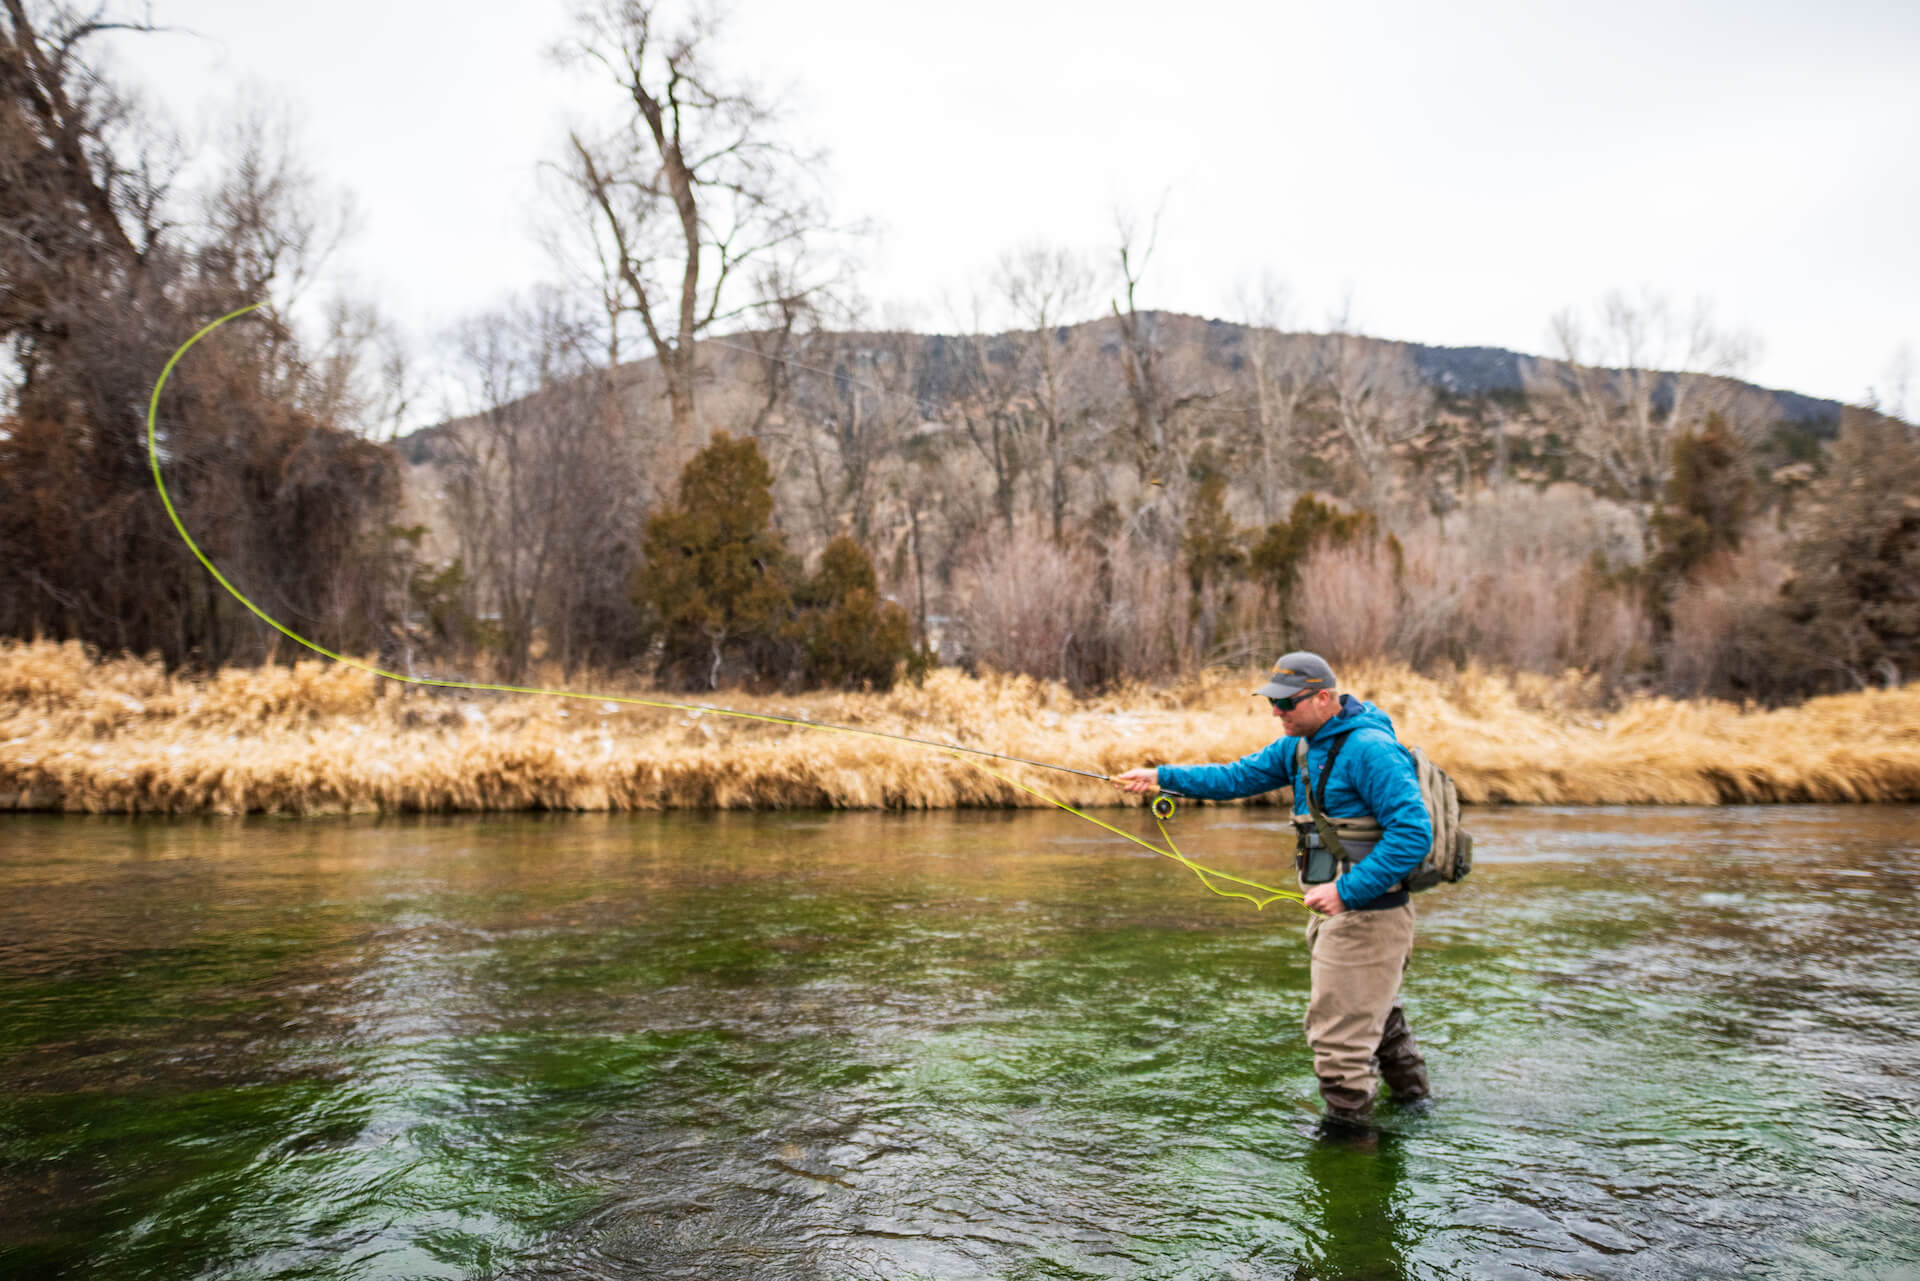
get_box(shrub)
[957,525,1193,690]
[1182,471,1250,659]
[961,526,1099,685]
[1294,538,1398,660]
[1665,529,1793,697]
[1250,493,1380,610]
[1568,568,1650,683]
[795,536,913,690]
[1089,537,1191,685]
[1383,486,1651,679]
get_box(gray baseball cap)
[1252,651,1337,700]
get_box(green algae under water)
[2,805,1918,1280]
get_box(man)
[1113,651,1433,1128]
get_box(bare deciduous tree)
[1872,343,1914,424]
[1234,273,1314,523]
[782,331,920,544]
[1108,204,1222,553]
[442,288,643,679]
[1111,205,1169,488]
[551,0,832,473]
[1547,289,1757,503]
[191,100,417,448]
[2,4,405,666]
[199,102,354,310]
[303,296,415,440]
[1320,301,1431,504]
[953,329,1025,537]
[730,258,819,441]
[0,0,162,292]
[996,241,1091,542]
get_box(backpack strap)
[1295,734,1353,867]
[1314,732,1348,815]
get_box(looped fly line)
[148,304,1306,912]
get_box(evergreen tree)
[795,536,914,689]
[633,432,794,688]
[1775,410,1920,692]
[1650,413,1752,586]
[1249,494,1383,610]
[1181,472,1245,595]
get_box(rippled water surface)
[3,805,1918,1279]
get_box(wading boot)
[1316,1080,1376,1138]
[1316,1101,1377,1148]
[1375,1006,1430,1106]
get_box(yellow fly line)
[147,303,1306,913]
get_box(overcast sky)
[108,0,1920,413]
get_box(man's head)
[1254,651,1340,736]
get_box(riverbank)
[3,639,1916,814]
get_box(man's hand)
[1110,767,1160,795]
[1304,882,1347,916]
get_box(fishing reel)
[1150,794,1177,821]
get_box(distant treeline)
[416,412,1919,704]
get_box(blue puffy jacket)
[1156,694,1432,908]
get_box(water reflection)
[1296,1129,1413,1281]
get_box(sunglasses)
[1268,690,1319,712]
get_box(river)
[3,804,1917,1279]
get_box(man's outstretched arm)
[1110,739,1297,801]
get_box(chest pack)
[1293,732,1473,893]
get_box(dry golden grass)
[3,639,1916,815]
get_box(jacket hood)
[1311,693,1400,743]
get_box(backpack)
[1400,743,1473,891]
[1295,733,1473,892]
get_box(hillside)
[394,313,1847,595]
[402,315,1844,476]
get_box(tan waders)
[1304,902,1428,1124]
